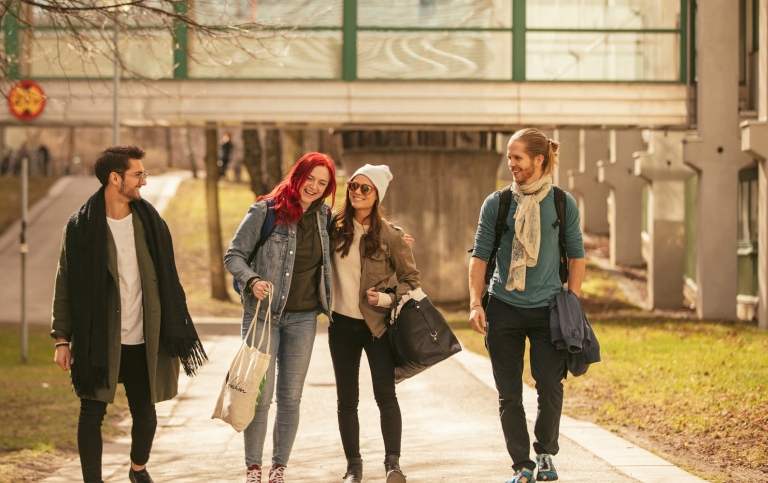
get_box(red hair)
[258,152,337,225]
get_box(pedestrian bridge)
[10,79,687,130]
[0,0,690,130]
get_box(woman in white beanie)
[328,164,421,483]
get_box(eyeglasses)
[347,181,376,195]
[117,171,148,181]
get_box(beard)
[119,182,142,201]
[512,166,536,185]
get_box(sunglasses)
[347,181,376,195]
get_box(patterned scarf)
[506,174,553,291]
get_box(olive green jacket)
[358,221,421,339]
[51,214,180,404]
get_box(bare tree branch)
[0,0,300,94]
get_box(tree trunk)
[282,129,303,173]
[242,128,264,197]
[263,129,282,192]
[205,123,229,301]
[165,126,173,168]
[186,127,198,179]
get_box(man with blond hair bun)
[469,128,586,483]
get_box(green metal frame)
[3,0,20,80]
[173,0,189,80]
[680,0,688,84]
[512,0,526,81]
[342,0,357,81]
[754,0,760,52]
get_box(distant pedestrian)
[468,128,586,483]
[51,145,207,483]
[224,152,337,483]
[38,144,50,175]
[328,164,420,483]
[220,133,234,178]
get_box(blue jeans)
[241,309,318,468]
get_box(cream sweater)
[331,219,392,319]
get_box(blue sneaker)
[505,468,534,483]
[535,454,558,481]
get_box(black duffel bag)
[386,282,462,383]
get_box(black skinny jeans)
[78,344,157,483]
[328,312,401,459]
[485,296,566,473]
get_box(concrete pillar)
[554,128,580,188]
[683,1,752,320]
[568,129,610,234]
[342,149,500,302]
[598,130,646,266]
[741,0,768,328]
[634,131,693,310]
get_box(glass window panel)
[358,30,511,80]
[527,31,679,81]
[188,30,342,79]
[192,0,342,27]
[31,1,176,27]
[358,0,511,28]
[28,29,174,79]
[527,0,681,29]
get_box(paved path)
[42,322,705,483]
[1,174,706,482]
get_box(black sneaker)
[129,467,155,483]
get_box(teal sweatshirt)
[472,187,585,308]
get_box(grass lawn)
[163,178,257,318]
[0,324,128,483]
[448,300,767,483]
[0,177,59,234]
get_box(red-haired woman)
[225,152,337,483]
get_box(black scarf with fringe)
[66,187,207,398]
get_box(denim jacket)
[224,200,333,321]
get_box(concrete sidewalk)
[43,321,705,483]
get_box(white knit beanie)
[349,164,393,201]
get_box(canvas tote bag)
[212,285,273,432]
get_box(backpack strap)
[552,186,569,284]
[485,185,513,285]
[245,198,277,266]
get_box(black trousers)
[485,296,566,472]
[328,312,402,459]
[78,344,157,483]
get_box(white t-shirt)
[106,214,145,345]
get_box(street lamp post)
[113,24,120,145]
[20,153,28,363]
